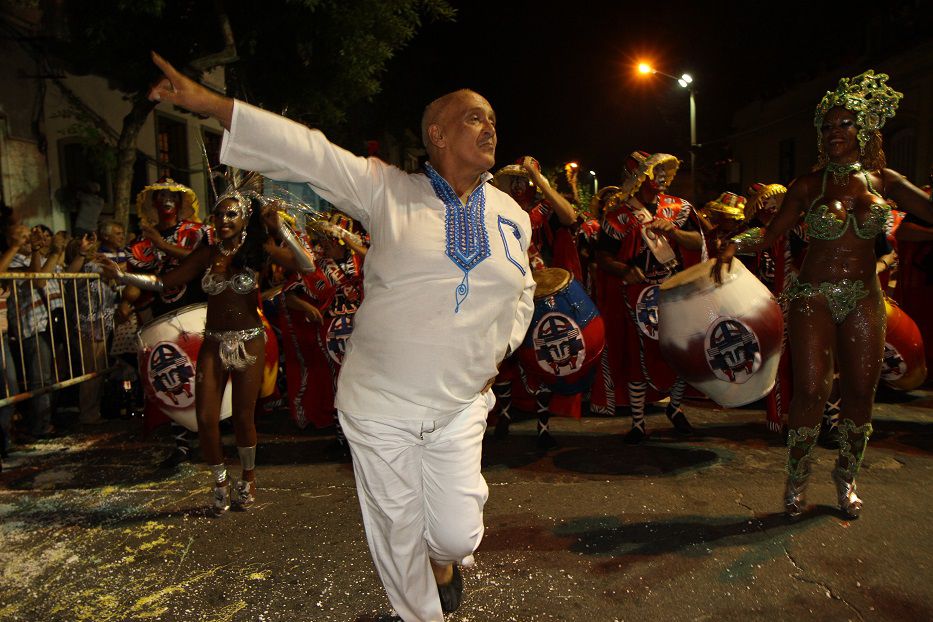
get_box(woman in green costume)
[716,71,933,519]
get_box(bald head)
[422,89,485,154]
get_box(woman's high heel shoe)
[784,476,807,519]
[234,479,255,509]
[213,482,230,514]
[832,466,862,519]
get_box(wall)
[730,41,933,190]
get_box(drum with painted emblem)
[518,268,606,396]
[880,296,927,390]
[658,258,784,407]
[137,303,278,431]
[325,310,356,366]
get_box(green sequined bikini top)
[804,167,889,241]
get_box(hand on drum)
[646,219,675,236]
[711,242,737,285]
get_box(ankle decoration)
[237,445,257,472]
[836,419,873,480]
[210,463,228,485]
[785,423,821,484]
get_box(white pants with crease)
[338,390,493,622]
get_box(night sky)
[359,0,931,189]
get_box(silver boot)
[784,473,808,519]
[234,479,256,509]
[831,466,862,519]
[210,464,230,514]
[213,482,231,514]
[783,423,820,519]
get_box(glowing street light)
[635,62,698,197]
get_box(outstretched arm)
[149,53,379,229]
[99,244,209,291]
[149,52,233,128]
[712,178,807,282]
[883,168,933,225]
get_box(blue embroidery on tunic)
[497,216,525,276]
[425,163,491,312]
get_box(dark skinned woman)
[101,177,314,513]
[717,71,933,519]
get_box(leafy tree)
[46,0,453,226]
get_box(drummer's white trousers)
[338,391,492,622]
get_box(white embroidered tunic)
[221,101,535,420]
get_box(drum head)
[660,258,741,292]
[138,302,209,334]
[533,268,572,299]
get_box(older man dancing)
[147,54,534,621]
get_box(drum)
[658,259,784,407]
[138,303,278,431]
[325,310,356,366]
[880,296,927,390]
[518,268,605,395]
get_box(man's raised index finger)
[150,50,176,76]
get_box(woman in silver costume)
[716,71,933,519]
[100,180,315,513]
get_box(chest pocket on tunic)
[497,215,526,276]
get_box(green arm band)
[730,227,764,255]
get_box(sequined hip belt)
[780,277,868,324]
[204,326,266,371]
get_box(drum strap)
[627,197,678,270]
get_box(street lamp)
[589,170,598,194]
[636,62,697,198]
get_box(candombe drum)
[880,296,927,390]
[658,259,784,407]
[518,268,605,416]
[138,304,279,431]
[325,310,356,367]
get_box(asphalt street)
[1,388,931,621]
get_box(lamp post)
[637,63,696,198]
[589,170,598,194]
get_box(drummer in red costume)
[494,157,581,276]
[593,151,704,444]
[491,156,579,448]
[278,215,366,446]
[697,192,746,257]
[127,178,206,468]
[894,179,933,376]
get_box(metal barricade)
[0,271,115,408]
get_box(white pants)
[339,391,493,622]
